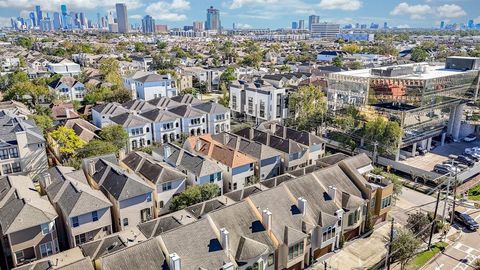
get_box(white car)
[464,134,477,142]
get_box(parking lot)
[400,140,480,173]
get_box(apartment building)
[184,134,256,192]
[229,80,288,123]
[181,66,224,91]
[0,176,58,269]
[121,151,187,216]
[47,59,81,76]
[47,76,86,102]
[39,166,112,249]
[123,71,177,101]
[154,143,224,193]
[84,156,155,232]
[0,113,48,179]
[212,132,283,180]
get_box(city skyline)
[1,0,479,29]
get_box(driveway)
[311,222,391,270]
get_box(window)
[123,218,129,226]
[233,183,237,190]
[276,93,282,118]
[91,211,98,222]
[2,164,12,174]
[210,174,215,183]
[288,242,304,260]
[15,250,24,264]
[232,95,237,110]
[162,182,172,191]
[146,193,152,202]
[259,100,265,118]
[381,196,392,209]
[268,254,274,266]
[248,97,254,114]
[8,148,18,158]
[132,140,138,149]
[41,223,50,235]
[12,162,21,173]
[371,196,376,209]
[72,217,79,227]
[74,233,87,245]
[40,242,53,257]
[159,201,164,208]
[0,149,8,160]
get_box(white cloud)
[0,17,11,27]
[235,23,252,29]
[0,0,143,12]
[436,4,466,18]
[228,0,277,9]
[145,0,190,22]
[390,3,432,20]
[129,14,142,19]
[397,24,411,28]
[318,0,362,11]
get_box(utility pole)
[450,172,458,224]
[373,141,378,166]
[386,217,395,270]
[428,190,441,249]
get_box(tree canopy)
[288,84,327,132]
[99,124,128,150]
[391,229,422,270]
[49,126,85,155]
[170,184,220,211]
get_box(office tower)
[206,6,221,31]
[35,5,43,27]
[53,12,61,30]
[311,23,340,39]
[308,15,319,31]
[298,20,305,30]
[292,21,298,29]
[193,21,204,32]
[183,25,193,31]
[468,19,474,29]
[40,16,52,32]
[115,3,129,33]
[383,22,388,29]
[79,12,86,28]
[142,15,155,33]
[29,12,36,27]
[355,23,360,29]
[440,21,445,29]
[60,4,68,29]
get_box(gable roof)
[193,101,229,114]
[110,112,151,128]
[100,238,165,270]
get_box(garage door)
[344,227,360,241]
[287,261,302,270]
[314,244,332,259]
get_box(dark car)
[463,152,480,162]
[456,155,475,167]
[452,211,479,231]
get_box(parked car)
[451,211,479,231]
[465,148,480,158]
[464,134,477,142]
[463,152,479,162]
[434,164,461,174]
[442,160,468,170]
[456,155,475,167]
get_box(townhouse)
[229,80,288,123]
[84,156,155,232]
[110,112,154,150]
[141,108,182,144]
[11,247,93,270]
[184,134,256,192]
[212,132,283,180]
[123,71,177,101]
[168,104,209,136]
[39,166,113,249]
[121,151,188,216]
[0,113,48,178]
[193,102,230,135]
[0,176,58,269]
[91,103,128,128]
[47,59,81,76]
[47,76,86,102]
[154,143,224,193]
[181,66,224,91]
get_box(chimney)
[118,148,126,161]
[43,173,52,188]
[297,197,307,216]
[88,160,96,176]
[328,186,337,200]
[168,253,181,270]
[220,228,230,255]
[164,145,171,158]
[262,209,272,231]
[195,139,202,152]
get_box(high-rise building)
[79,12,86,28]
[383,22,388,29]
[53,12,61,30]
[115,3,129,33]
[193,21,204,32]
[29,12,36,27]
[440,21,445,29]
[155,24,168,33]
[35,5,42,27]
[60,4,70,29]
[468,19,475,29]
[291,21,298,29]
[298,20,305,30]
[311,23,340,39]
[308,15,319,31]
[206,6,221,32]
[142,15,155,33]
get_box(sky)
[0,0,479,29]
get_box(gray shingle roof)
[168,104,205,118]
[140,108,179,122]
[100,238,165,270]
[193,101,229,114]
[110,112,151,128]
[0,113,45,145]
[138,215,183,238]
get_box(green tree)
[363,116,402,155]
[49,126,85,155]
[411,47,429,62]
[220,66,236,83]
[31,114,53,131]
[156,41,167,50]
[407,211,430,239]
[332,56,343,67]
[17,37,33,49]
[170,183,221,211]
[99,58,122,86]
[218,82,229,107]
[288,84,326,132]
[391,229,422,270]
[77,139,118,158]
[342,43,361,54]
[99,124,128,150]
[84,87,112,104]
[134,42,146,52]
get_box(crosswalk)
[451,243,480,270]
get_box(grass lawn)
[468,184,480,201]
[407,242,448,270]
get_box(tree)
[49,126,85,156]
[180,87,198,96]
[134,42,146,52]
[17,37,33,49]
[363,116,402,155]
[220,66,236,84]
[156,41,167,50]
[31,114,53,131]
[391,229,421,270]
[84,87,112,104]
[332,56,343,67]
[105,87,132,103]
[343,43,361,54]
[99,124,128,150]
[407,211,430,239]
[5,80,50,105]
[99,58,122,86]
[350,61,363,70]
[77,139,118,158]
[288,84,326,133]
[411,47,429,62]
[218,83,229,107]
[170,184,220,211]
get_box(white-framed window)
[40,242,54,258]
[15,250,24,264]
[41,223,50,235]
[123,218,129,226]
[162,182,172,191]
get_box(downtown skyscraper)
[141,15,155,33]
[115,3,129,33]
[206,6,221,32]
[308,15,320,31]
